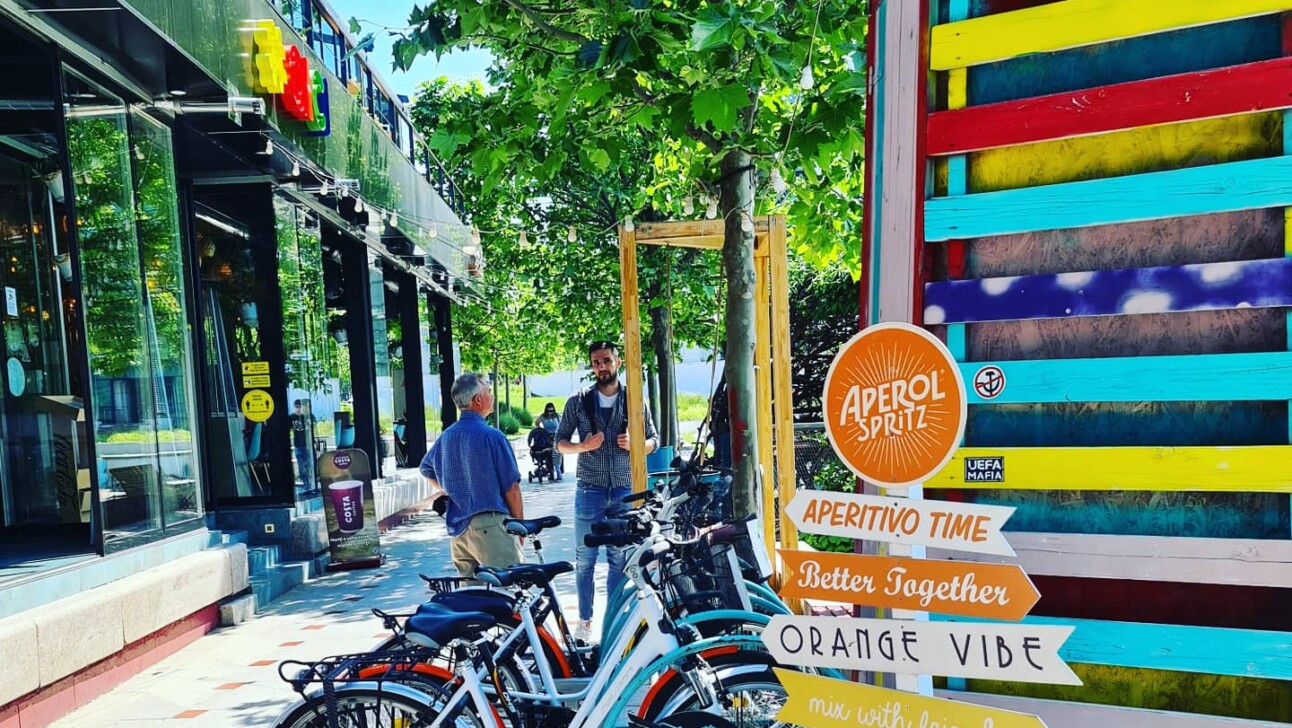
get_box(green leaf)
[691,83,750,133]
[577,40,603,69]
[577,81,613,105]
[690,9,735,52]
[348,17,362,35]
[587,147,611,172]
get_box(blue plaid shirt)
[419,412,520,536]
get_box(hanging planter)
[40,171,66,203]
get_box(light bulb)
[683,196,694,215]
[354,198,364,213]
[290,160,300,177]
[133,145,144,161]
[389,212,398,226]
[567,225,577,243]
[799,64,815,90]
[624,215,635,232]
[705,198,718,220]
[340,186,349,198]
[472,227,481,244]
[519,230,528,245]
[428,221,438,238]
[770,167,787,195]
[262,139,274,156]
[741,211,755,233]
[318,180,329,196]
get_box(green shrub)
[510,405,533,427]
[497,412,521,435]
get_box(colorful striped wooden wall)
[862,0,1292,724]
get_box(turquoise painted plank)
[925,156,1292,241]
[961,351,1292,404]
[934,615,1292,680]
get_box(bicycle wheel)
[273,685,487,728]
[654,667,788,728]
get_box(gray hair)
[451,373,489,410]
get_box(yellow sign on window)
[241,389,275,423]
[241,361,270,375]
[242,375,272,388]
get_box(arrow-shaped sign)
[778,549,1040,621]
[785,490,1016,556]
[763,614,1081,685]
[774,668,1049,728]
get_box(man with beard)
[556,340,658,642]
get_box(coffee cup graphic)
[328,480,366,533]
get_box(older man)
[420,373,525,577]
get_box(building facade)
[0,0,471,723]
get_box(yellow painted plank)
[619,226,647,493]
[928,446,1292,491]
[768,217,798,559]
[969,113,1280,193]
[636,218,769,244]
[930,0,1292,71]
[637,235,723,250]
[755,258,776,568]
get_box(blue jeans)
[295,445,315,491]
[574,481,631,621]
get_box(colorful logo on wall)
[248,19,331,136]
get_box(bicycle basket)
[662,540,750,613]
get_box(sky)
[328,0,492,101]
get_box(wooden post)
[754,235,777,571]
[769,216,799,562]
[620,225,648,493]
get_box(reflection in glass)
[66,73,161,548]
[130,111,201,528]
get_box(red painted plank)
[928,57,1292,155]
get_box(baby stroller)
[527,425,557,483]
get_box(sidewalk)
[49,471,599,728]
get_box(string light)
[261,139,274,156]
[318,180,329,196]
[741,210,755,233]
[519,230,528,245]
[567,225,577,243]
[133,144,145,161]
[799,64,815,90]
[354,198,364,213]
[339,186,349,198]
[290,160,300,177]
[705,196,718,220]
[770,167,787,195]
[623,215,635,232]
[389,211,398,226]
[428,221,438,238]
[683,196,695,215]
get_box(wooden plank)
[959,352,1292,404]
[768,217,799,563]
[928,446,1292,492]
[874,0,925,323]
[618,225,647,493]
[933,690,1291,728]
[923,256,1292,325]
[636,219,768,244]
[928,58,1292,155]
[926,532,1292,588]
[636,235,723,250]
[925,156,1292,241]
[755,256,776,564]
[929,0,1292,71]
[931,615,1292,680]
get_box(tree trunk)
[719,150,758,518]
[650,304,678,447]
[522,374,528,411]
[646,361,660,441]
[492,353,500,427]
[505,374,512,412]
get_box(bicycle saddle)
[404,603,497,650]
[504,515,562,537]
[426,589,516,622]
[474,561,573,588]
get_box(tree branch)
[685,123,723,154]
[500,0,588,44]
[470,33,577,56]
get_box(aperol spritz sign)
[823,323,967,487]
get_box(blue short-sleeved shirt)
[419,412,520,536]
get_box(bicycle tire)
[272,684,486,728]
[649,666,788,728]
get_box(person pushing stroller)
[526,419,558,482]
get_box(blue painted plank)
[967,15,1280,105]
[925,156,1292,241]
[933,615,1292,680]
[960,351,1292,404]
[924,256,1292,324]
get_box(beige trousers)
[450,511,523,578]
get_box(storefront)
[0,0,470,614]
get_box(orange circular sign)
[823,323,966,487]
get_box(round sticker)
[822,323,967,488]
[973,365,1006,400]
[6,358,23,397]
[333,452,352,469]
[240,389,275,423]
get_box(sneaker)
[573,620,594,644]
